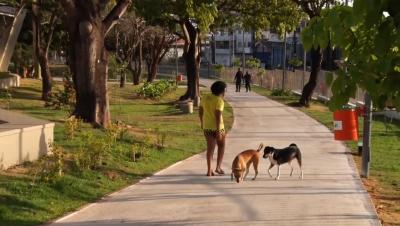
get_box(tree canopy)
[302,0,400,110]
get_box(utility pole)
[282,30,287,90]
[232,30,235,67]
[208,35,211,78]
[361,93,372,178]
[302,21,307,88]
[242,29,245,69]
[175,37,178,76]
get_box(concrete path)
[49,80,380,226]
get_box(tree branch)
[292,0,316,17]
[103,0,132,34]
[45,13,58,54]
[60,0,76,17]
[181,20,191,54]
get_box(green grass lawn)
[0,79,233,226]
[252,85,400,225]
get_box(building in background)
[205,27,340,71]
[204,29,302,69]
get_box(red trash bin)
[176,74,184,82]
[333,109,359,141]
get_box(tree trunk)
[32,0,52,100]
[299,46,322,106]
[179,20,200,101]
[61,0,131,127]
[282,30,287,90]
[145,60,152,82]
[147,58,158,82]
[32,17,41,79]
[120,72,126,88]
[38,52,52,100]
[131,39,142,85]
[68,19,110,127]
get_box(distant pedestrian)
[234,68,243,92]
[244,71,252,92]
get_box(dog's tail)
[257,143,264,152]
[296,149,302,167]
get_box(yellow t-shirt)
[201,94,224,131]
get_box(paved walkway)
[49,80,380,226]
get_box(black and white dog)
[263,143,303,180]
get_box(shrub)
[0,89,12,109]
[64,117,82,139]
[213,64,225,77]
[105,121,129,149]
[246,57,261,69]
[73,132,108,170]
[288,58,303,67]
[45,75,75,111]
[130,143,149,162]
[31,142,65,184]
[136,80,176,99]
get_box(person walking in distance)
[244,71,252,92]
[234,68,243,92]
[199,81,227,176]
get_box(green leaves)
[375,20,395,56]
[325,72,334,87]
[302,0,400,110]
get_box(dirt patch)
[308,104,329,113]
[362,178,400,226]
[4,163,32,176]
[104,170,120,181]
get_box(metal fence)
[219,68,365,104]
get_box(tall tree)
[136,0,269,103]
[143,27,175,82]
[113,13,147,85]
[292,0,336,106]
[136,0,218,104]
[267,0,303,89]
[60,0,131,127]
[32,0,60,100]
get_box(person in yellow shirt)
[199,81,227,176]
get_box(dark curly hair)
[211,81,227,96]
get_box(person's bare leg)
[215,133,226,173]
[205,135,216,176]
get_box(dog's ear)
[257,143,264,151]
[289,143,297,147]
[264,146,274,153]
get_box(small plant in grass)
[64,117,82,139]
[105,121,129,149]
[130,143,149,162]
[154,127,168,150]
[45,75,75,111]
[31,142,65,184]
[0,88,12,109]
[105,122,120,148]
[74,132,108,170]
[271,88,292,97]
[116,121,129,140]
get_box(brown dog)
[231,143,264,183]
